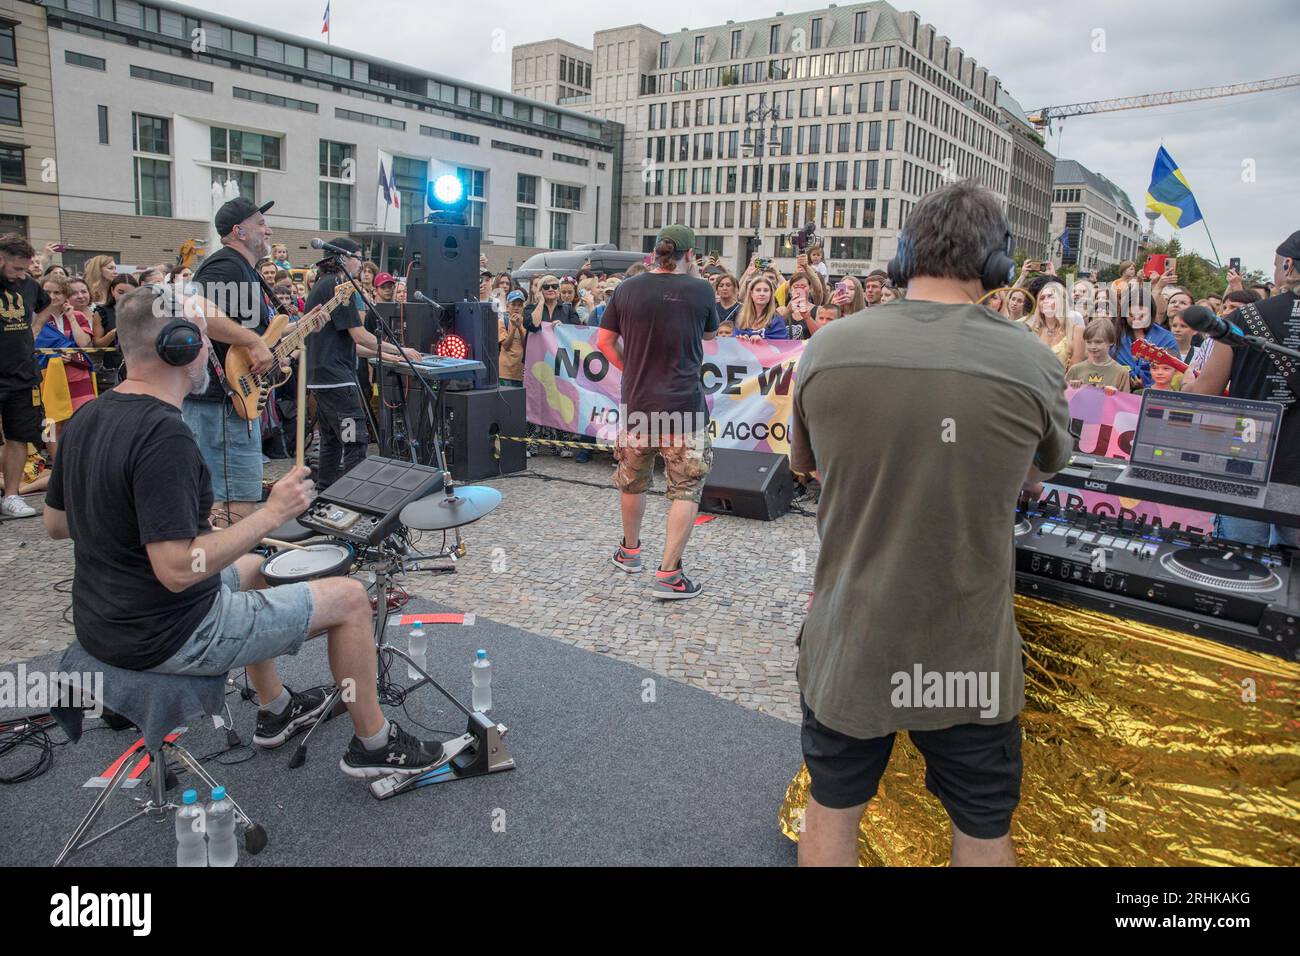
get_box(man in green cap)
[596,224,719,599]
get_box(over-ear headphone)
[155,319,203,366]
[887,228,1017,293]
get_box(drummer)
[41,286,446,778]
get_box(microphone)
[309,237,355,257]
[1181,304,1244,344]
[411,290,445,315]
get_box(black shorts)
[0,386,45,444]
[800,697,1023,840]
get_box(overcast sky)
[211,0,1299,273]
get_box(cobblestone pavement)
[0,452,819,724]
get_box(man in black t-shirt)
[0,234,55,518]
[304,238,420,486]
[185,198,277,523]
[44,286,444,777]
[1188,229,1300,548]
[597,225,719,600]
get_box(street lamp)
[743,92,781,264]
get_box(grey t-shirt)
[790,300,1072,739]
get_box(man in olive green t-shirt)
[790,181,1072,867]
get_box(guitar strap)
[1235,301,1300,398]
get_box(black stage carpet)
[0,600,800,867]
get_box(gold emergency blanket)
[778,595,1300,866]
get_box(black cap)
[324,236,362,257]
[1276,230,1300,261]
[215,198,274,237]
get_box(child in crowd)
[1147,349,1182,392]
[1066,318,1130,394]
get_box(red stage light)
[435,334,469,360]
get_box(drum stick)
[261,537,310,552]
[295,340,308,470]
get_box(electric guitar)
[224,285,354,420]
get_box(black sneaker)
[253,685,333,748]
[340,721,445,778]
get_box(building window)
[233,87,319,113]
[694,36,704,65]
[810,18,823,49]
[491,140,543,158]
[517,173,537,205]
[65,51,106,71]
[854,11,869,44]
[659,41,670,70]
[551,183,582,211]
[318,140,354,231]
[456,166,487,229]
[0,83,20,126]
[0,143,24,185]
[731,30,742,59]
[0,213,26,236]
[420,125,479,144]
[211,127,282,170]
[0,21,15,67]
[516,207,536,246]
[549,211,570,249]
[134,156,172,218]
[770,24,781,54]
[335,107,405,130]
[97,105,109,145]
[129,65,213,92]
[391,156,427,229]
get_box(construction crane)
[1028,73,1300,131]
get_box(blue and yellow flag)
[1145,146,1203,229]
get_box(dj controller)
[1013,500,1300,661]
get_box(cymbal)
[401,486,502,531]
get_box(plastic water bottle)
[407,623,428,680]
[175,789,207,867]
[206,786,238,867]
[471,649,492,713]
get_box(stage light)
[435,333,469,360]
[431,174,464,207]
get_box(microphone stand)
[326,254,468,556]
[1239,335,1300,363]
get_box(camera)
[792,222,818,253]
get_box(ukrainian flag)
[1145,146,1203,229]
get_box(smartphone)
[835,281,849,297]
[1164,257,1177,274]
[52,243,68,253]
[1025,260,1038,271]
[1229,257,1241,272]
[756,257,770,269]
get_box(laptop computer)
[1119,390,1284,506]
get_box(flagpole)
[1199,219,1223,270]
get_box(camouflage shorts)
[612,430,714,503]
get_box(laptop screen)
[1131,390,1283,484]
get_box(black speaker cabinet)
[444,386,526,481]
[700,448,795,521]
[452,301,499,389]
[406,222,479,305]
[373,301,440,354]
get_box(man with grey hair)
[42,286,446,778]
[789,179,1072,867]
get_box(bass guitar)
[224,285,354,421]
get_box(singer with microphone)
[1186,229,1300,547]
[303,237,421,487]
[186,198,279,525]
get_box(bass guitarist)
[186,198,277,524]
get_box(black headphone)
[887,228,1017,293]
[155,319,204,366]
[146,285,204,366]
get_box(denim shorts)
[181,398,263,502]
[149,564,315,677]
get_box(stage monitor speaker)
[700,448,795,521]
[373,301,440,355]
[444,386,526,481]
[453,301,499,390]
[406,222,479,305]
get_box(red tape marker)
[392,612,477,626]
[693,515,717,526]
